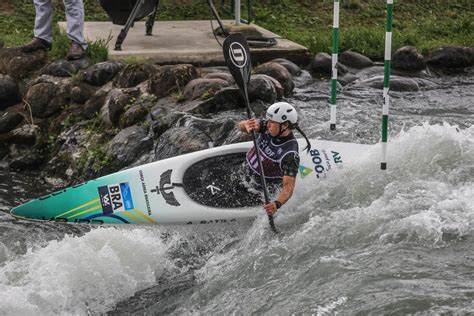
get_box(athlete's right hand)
[245,118,259,133]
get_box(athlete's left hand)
[263,202,277,216]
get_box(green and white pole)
[330,0,339,131]
[381,0,393,170]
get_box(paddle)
[223,33,278,233]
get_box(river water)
[0,72,473,314]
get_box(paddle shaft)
[242,89,277,233]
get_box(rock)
[182,115,238,146]
[82,61,124,86]
[83,82,113,117]
[39,59,90,78]
[0,124,39,145]
[181,88,243,115]
[148,64,198,98]
[203,72,235,84]
[183,78,230,100]
[308,52,349,76]
[8,145,45,170]
[154,126,210,160]
[271,58,302,76]
[120,104,148,128]
[149,105,185,138]
[100,88,140,128]
[0,75,20,110]
[338,72,359,86]
[254,62,295,97]
[0,47,48,79]
[426,46,474,69]
[25,82,66,118]
[107,125,152,167]
[339,51,374,69]
[0,110,24,133]
[355,75,420,92]
[392,46,425,71]
[248,74,277,104]
[113,63,158,88]
[70,82,97,104]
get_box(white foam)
[0,227,172,315]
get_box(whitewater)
[0,73,473,314]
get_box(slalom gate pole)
[330,0,340,131]
[381,0,393,170]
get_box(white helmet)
[266,102,298,124]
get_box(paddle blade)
[223,33,251,96]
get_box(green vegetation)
[1,0,472,60]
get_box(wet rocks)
[148,64,198,98]
[255,61,295,97]
[107,125,152,168]
[82,61,124,86]
[392,46,425,71]
[308,52,349,76]
[183,78,230,101]
[0,110,24,133]
[339,51,374,69]
[113,63,158,88]
[0,75,20,109]
[0,47,48,79]
[426,46,474,69]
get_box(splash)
[0,227,172,314]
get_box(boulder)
[8,145,45,170]
[0,124,39,145]
[148,64,198,98]
[355,75,420,92]
[0,75,20,109]
[248,74,277,104]
[39,59,90,77]
[0,110,24,133]
[154,126,211,160]
[426,46,474,69]
[183,78,230,100]
[0,47,48,79]
[70,82,97,104]
[181,88,243,115]
[100,88,140,128]
[254,62,294,97]
[25,82,67,118]
[308,52,349,76]
[120,104,148,128]
[83,82,113,118]
[271,58,302,76]
[107,125,152,167]
[113,63,158,88]
[339,51,374,69]
[82,61,124,86]
[150,105,185,138]
[392,46,425,71]
[203,72,235,84]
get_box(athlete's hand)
[245,118,259,133]
[263,202,277,216]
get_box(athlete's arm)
[264,175,296,216]
[239,118,261,133]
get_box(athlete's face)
[267,120,288,137]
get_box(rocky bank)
[0,44,472,184]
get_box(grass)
[1,0,473,61]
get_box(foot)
[67,42,85,60]
[20,38,52,53]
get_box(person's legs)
[20,0,53,52]
[33,0,54,44]
[63,0,87,49]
